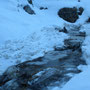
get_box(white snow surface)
[82,24,90,64]
[61,65,90,90]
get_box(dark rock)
[58,7,79,23]
[78,0,80,2]
[40,7,48,10]
[54,46,67,51]
[78,7,84,15]
[28,0,33,5]
[55,27,68,33]
[86,17,90,23]
[77,32,86,37]
[64,39,81,50]
[23,5,35,15]
[62,27,68,33]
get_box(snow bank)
[80,24,90,65]
[0,26,68,75]
[61,65,90,90]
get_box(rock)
[62,27,68,33]
[28,0,33,5]
[40,7,48,10]
[55,27,68,33]
[78,0,80,2]
[64,25,86,50]
[86,17,90,23]
[58,7,79,23]
[23,5,35,15]
[78,32,86,37]
[78,7,84,15]
[64,39,81,50]
[58,7,84,23]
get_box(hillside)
[0,0,90,90]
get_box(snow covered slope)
[0,0,70,74]
[0,0,84,74]
[0,0,90,90]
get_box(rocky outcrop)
[0,25,86,90]
[23,5,35,15]
[58,7,84,23]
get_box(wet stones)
[62,25,86,66]
[63,25,86,50]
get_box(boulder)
[58,7,79,23]
[23,5,35,15]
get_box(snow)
[47,0,90,90]
[0,0,85,75]
[51,87,60,90]
[60,0,90,88]
[0,0,88,43]
[61,65,90,90]
[0,0,90,90]
[60,0,90,90]
[0,0,70,74]
[81,24,90,64]
[0,26,68,74]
